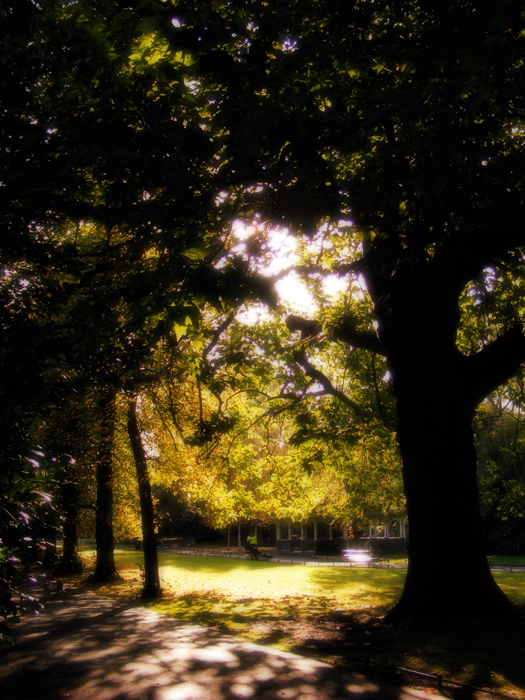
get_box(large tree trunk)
[91,388,119,583]
[379,288,519,621]
[387,356,512,621]
[127,397,161,599]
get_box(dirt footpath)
[0,587,444,700]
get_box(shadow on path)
[0,588,442,700]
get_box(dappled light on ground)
[0,588,433,700]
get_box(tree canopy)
[157,0,525,620]
[2,0,525,625]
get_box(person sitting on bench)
[245,534,273,560]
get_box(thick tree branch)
[333,319,385,355]
[462,324,525,406]
[286,314,385,355]
[285,315,322,338]
[433,220,525,296]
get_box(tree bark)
[377,287,524,621]
[127,397,161,599]
[387,358,513,620]
[91,388,119,583]
[40,525,57,569]
[54,480,83,575]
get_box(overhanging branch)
[285,314,375,418]
[433,219,525,296]
[293,348,369,418]
[203,311,236,360]
[333,320,385,355]
[462,324,525,406]
[285,315,322,339]
[286,314,384,354]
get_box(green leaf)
[183,248,208,261]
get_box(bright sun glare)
[231,221,349,324]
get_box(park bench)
[245,543,274,561]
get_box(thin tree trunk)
[40,524,57,569]
[127,397,161,599]
[91,388,119,583]
[54,480,83,575]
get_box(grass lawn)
[77,547,525,699]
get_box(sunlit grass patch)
[492,572,525,605]
[152,551,405,614]
[77,548,405,639]
[78,548,525,611]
